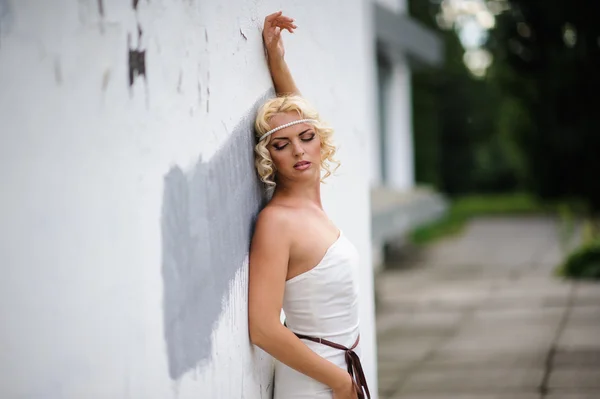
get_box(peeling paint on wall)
[161,92,273,380]
[197,27,210,113]
[132,0,149,12]
[128,25,146,87]
[206,87,210,112]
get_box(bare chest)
[286,214,340,281]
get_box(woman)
[248,11,370,399]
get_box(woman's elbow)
[249,329,263,347]
[248,319,272,348]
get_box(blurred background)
[374,0,600,398]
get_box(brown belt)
[293,332,371,399]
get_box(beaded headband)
[258,119,318,142]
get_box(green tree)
[410,0,519,194]
[487,0,600,210]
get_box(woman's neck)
[272,179,323,209]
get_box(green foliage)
[409,0,600,210]
[558,240,600,280]
[581,219,600,244]
[486,0,600,210]
[412,71,441,187]
[409,0,521,194]
[410,193,586,245]
[409,0,444,188]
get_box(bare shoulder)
[252,204,293,244]
[249,204,293,282]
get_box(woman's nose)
[292,141,305,156]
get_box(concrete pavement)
[375,217,600,399]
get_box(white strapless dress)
[273,231,362,399]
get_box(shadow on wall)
[0,0,14,46]
[161,91,273,380]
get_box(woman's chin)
[281,169,319,182]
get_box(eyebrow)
[271,129,314,141]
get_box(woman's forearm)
[267,54,300,96]
[252,323,350,390]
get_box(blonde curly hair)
[254,95,340,188]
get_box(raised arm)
[262,11,300,96]
[248,207,356,398]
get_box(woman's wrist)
[267,51,285,67]
[329,370,352,391]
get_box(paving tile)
[375,217,600,399]
[377,335,440,363]
[546,391,600,399]
[548,369,600,389]
[398,368,544,393]
[557,326,600,349]
[567,306,600,326]
[440,324,556,352]
[574,282,600,303]
[471,307,564,325]
[553,348,600,368]
[391,394,539,399]
[378,311,464,339]
[425,348,547,368]
[377,310,415,336]
[379,372,401,398]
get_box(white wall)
[384,55,415,191]
[0,0,378,398]
[375,0,407,14]
[372,0,416,191]
[373,51,415,191]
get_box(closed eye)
[272,132,316,150]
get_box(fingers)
[275,16,296,27]
[265,10,283,24]
[273,18,297,34]
[263,12,297,39]
[264,11,297,30]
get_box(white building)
[0,0,442,398]
[370,0,446,271]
